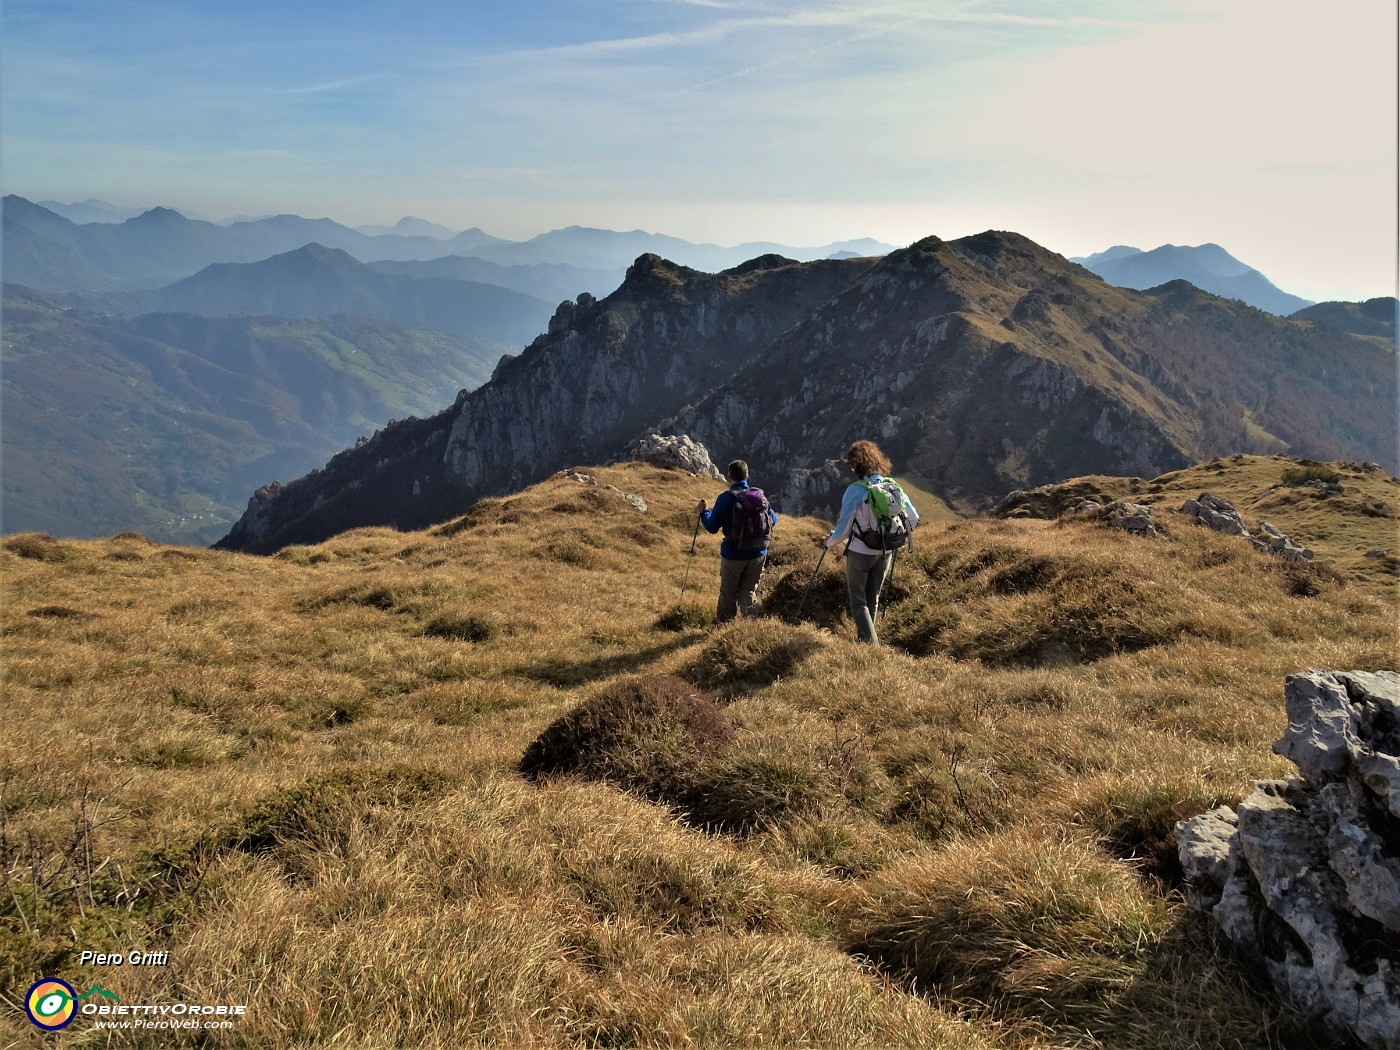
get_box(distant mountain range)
[2,195,516,292]
[83,244,556,350]
[216,233,1397,554]
[353,216,469,239]
[1,285,503,544]
[36,198,154,224]
[3,196,895,298]
[457,226,893,274]
[1072,244,1313,315]
[19,198,1334,321]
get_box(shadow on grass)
[514,637,701,688]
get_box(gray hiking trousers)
[845,550,892,644]
[716,554,766,624]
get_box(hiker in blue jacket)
[822,439,919,644]
[696,459,778,624]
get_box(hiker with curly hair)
[696,459,778,624]
[820,440,919,644]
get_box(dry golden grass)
[997,453,1400,596]
[1,459,1392,1048]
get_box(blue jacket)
[701,480,778,560]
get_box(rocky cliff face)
[438,254,868,494]
[218,232,1397,553]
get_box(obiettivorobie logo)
[22,976,248,1032]
[25,978,120,1030]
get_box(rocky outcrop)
[1064,498,1159,536]
[1254,521,1314,562]
[435,254,867,503]
[1180,493,1315,561]
[222,481,286,553]
[622,434,722,478]
[1177,670,1400,1050]
[1180,493,1249,536]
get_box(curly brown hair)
[844,440,891,477]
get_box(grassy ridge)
[2,461,1395,1047]
[996,453,1400,593]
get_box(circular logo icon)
[26,978,78,1030]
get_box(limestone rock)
[1253,520,1314,561]
[1274,669,1400,819]
[1180,493,1249,537]
[1174,804,1237,894]
[1177,669,1400,1049]
[1065,498,1159,536]
[608,486,648,513]
[624,433,723,479]
[1180,495,1317,562]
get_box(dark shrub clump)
[1279,463,1340,486]
[654,604,714,631]
[519,675,732,797]
[423,614,498,642]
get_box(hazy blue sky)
[3,0,1395,300]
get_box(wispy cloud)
[273,73,393,96]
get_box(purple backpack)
[728,488,773,553]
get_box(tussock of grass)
[682,712,892,833]
[847,830,1167,1012]
[277,544,333,565]
[882,525,1257,666]
[1061,772,1235,882]
[844,829,1321,1047]
[221,766,450,854]
[654,603,713,631]
[0,459,1393,1048]
[764,551,850,625]
[3,531,75,561]
[23,604,95,619]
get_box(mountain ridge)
[216,230,1396,554]
[82,244,555,349]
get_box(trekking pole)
[792,545,828,623]
[878,547,897,621]
[679,514,702,597]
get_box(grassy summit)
[2,460,1395,1048]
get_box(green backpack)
[855,478,911,550]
